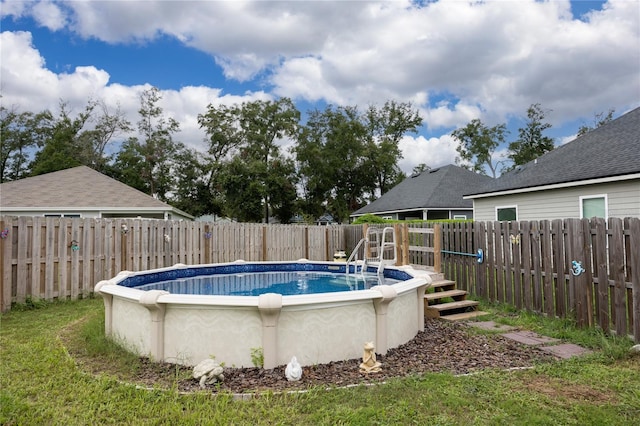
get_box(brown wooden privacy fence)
[0,216,346,312]
[440,218,640,342]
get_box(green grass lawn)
[1,298,639,425]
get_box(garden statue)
[285,356,303,381]
[193,359,224,388]
[359,341,382,374]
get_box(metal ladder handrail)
[345,237,367,276]
[346,226,397,277]
[375,227,397,275]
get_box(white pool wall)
[95,260,433,369]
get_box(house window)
[453,215,467,220]
[580,195,607,219]
[496,206,517,221]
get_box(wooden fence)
[0,216,347,312]
[3,214,638,343]
[440,218,640,342]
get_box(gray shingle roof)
[353,164,495,215]
[466,106,640,197]
[0,166,180,210]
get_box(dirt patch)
[61,318,557,395]
[520,376,613,404]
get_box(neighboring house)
[0,166,193,220]
[315,213,336,225]
[465,107,640,221]
[350,165,494,221]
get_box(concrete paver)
[500,331,560,346]
[465,320,592,360]
[539,343,593,359]
[467,321,516,332]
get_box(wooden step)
[440,311,490,321]
[425,299,479,319]
[425,289,467,301]
[429,280,457,292]
[426,300,479,312]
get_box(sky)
[1,0,639,176]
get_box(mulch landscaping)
[65,318,557,395]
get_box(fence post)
[204,224,212,264]
[393,224,401,265]
[325,227,330,261]
[629,218,640,343]
[402,223,409,266]
[0,218,6,311]
[362,224,370,259]
[121,223,128,271]
[433,224,441,274]
[475,221,487,298]
[262,225,267,261]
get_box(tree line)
[1,88,422,223]
[452,104,614,178]
[1,89,613,223]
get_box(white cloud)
[0,31,270,152]
[398,134,459,175]
[31,0,66,31]
[2,0,639,172]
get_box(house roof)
[466,106,640,197]
[0,166,192,218]
[352,164,495,216]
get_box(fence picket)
[503,221,514,305]
[609,218,627,336]
[70,219,80,300]
[512,221,523,309]
[31,217,42,299]
[629,218,640,342]
[486,221,496,302]
[520,221,532,311]
[552,219,567,317]
[530,221,543,312]
[44,218,55,299]
[541,220,554,316]
[494,221,505,302]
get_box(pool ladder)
[346,226,397,278]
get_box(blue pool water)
[135,271,398,296]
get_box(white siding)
[473,179,640,221]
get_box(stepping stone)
[501,331,559,346]
[466,321,516,332]
[539,343,593,359]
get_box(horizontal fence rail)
[440,218,640,342]
[0,216,348,312]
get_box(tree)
[0,105,53,182]
[169,148,220,217]
[295,105,370,222]
[238,98,300,223]
[219,155,267,222]
[451,118,508,178]
[577,108,615,137]
[30,101,95,176]
[198,98,300,222]
[362,101,423,195]
[113,87,181,201]
[74,101,132,173]
[507,103,554,167]
[412,163,431,175]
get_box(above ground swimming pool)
[95,260,434,369]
